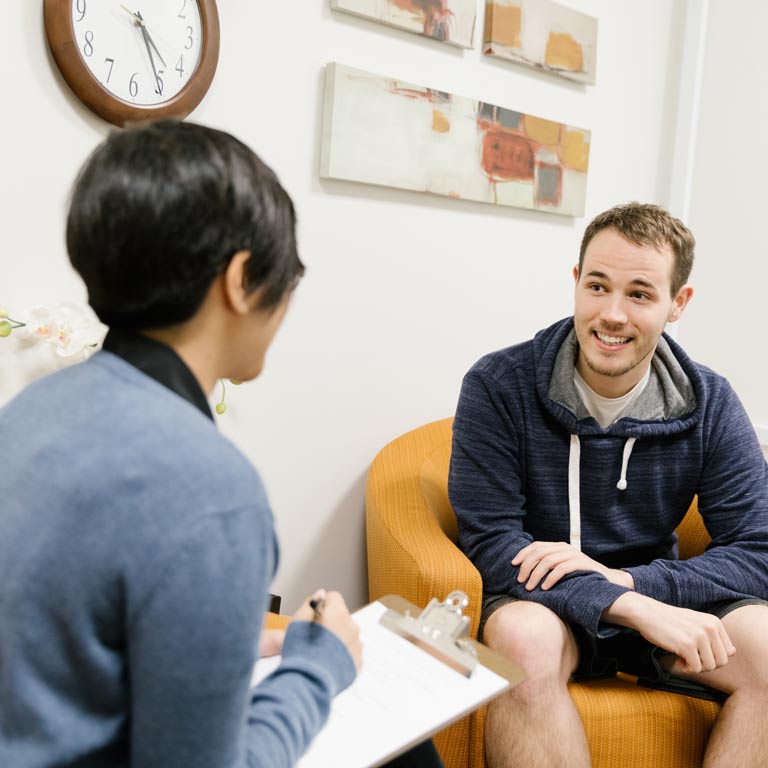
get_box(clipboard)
[378,592,525,683]
[269,591,526,768]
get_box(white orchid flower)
[18,302,106,360]
[50,302,106,359]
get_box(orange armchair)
[366,418,721,768]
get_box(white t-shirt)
[573,367,651,429]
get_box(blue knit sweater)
[0,352,355,767]
[449,318,768,636]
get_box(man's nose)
[600,296,628,326]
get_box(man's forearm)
[600,590,735,674]
[601,590,649,630]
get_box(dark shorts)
[480,594,768,702]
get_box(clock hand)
[136,11,167,68]
[146,32,167,67]
[121,7,168,67]
[120,4,141,24]
[121,6,182,71]
[137,16,164,96]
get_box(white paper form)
[252,601,510,768]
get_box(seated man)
[448,202,768,767]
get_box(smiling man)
[448,202,768,767]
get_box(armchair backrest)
[675,496,710,559]
[419,431,457,542]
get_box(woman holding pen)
[0,121,441,768]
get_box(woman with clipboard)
[0,121,441,768]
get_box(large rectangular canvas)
[331,0,477,49]
[320,62,591,216]
[484,0,597,85]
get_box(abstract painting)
[331,0,477,49]
[484,0,597,85]
[320,62,591,216]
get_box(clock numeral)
[175,54,185,79]
[75,0,87,22]
[83,31,94,58]
[178,0,187,19]
[104,57,115,84]
[185,26,194,50]
[129,73,139,98]
[155,70,165,96]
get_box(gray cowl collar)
[548,328,696,426]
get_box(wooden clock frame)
[43,0,220,127]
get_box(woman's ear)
[223,250,256,315]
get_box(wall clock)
[44,0,220,127]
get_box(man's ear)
[668,284,694,323]
[223,250,257,315]
[573,265,580,285]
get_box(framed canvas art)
[484,0,597,85]
[320,62,591,216]
[331,0,477,49]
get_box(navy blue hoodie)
[449,318,768,636]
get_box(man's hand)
[604,592,736,674]
[512,541,634,590]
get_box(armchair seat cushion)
[572,674,720,767]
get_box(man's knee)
[719,604,768,690]
[682,604,768,695]
[483,600,578,682]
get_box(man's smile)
[594,330,632,347]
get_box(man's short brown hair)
[579,202,695,296]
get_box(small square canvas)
[331,0,477,49]
[484,0,597,85]
[320,62,591,216]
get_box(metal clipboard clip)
[379,590,478,677]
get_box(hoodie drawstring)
[617,437,637,491]
[567,435,637,550]
[568,435,581,551]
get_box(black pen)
[309,597,325,622]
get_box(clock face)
[70,1,203,108]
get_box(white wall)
[680,0,768,447]
[1,1,687,612]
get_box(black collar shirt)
[102,328,213,421]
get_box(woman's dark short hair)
[67,120,304,329]
[579,202,695,296]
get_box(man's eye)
[589,284,605,292]
[631,292,648,300]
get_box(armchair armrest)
[366,418,483,636]
[264,612,291,631]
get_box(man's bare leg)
[665,605,768,768]
[483,601,590,768]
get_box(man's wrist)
[601,591,652,630]
[606,568,635,589]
